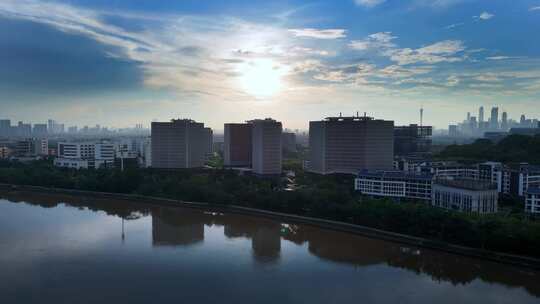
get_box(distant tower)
[501,112,508,130]
[490,107,499,130]
[420,107,424,126]
[467,112,471,122]
[520,114,526,125]
[479,106,484,123]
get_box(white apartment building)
[250,118,282,175]
[428,163,479,180]
[525,188,540,215]
[432,179,498,214]
[355,170,433,201]
[54,142,115,169]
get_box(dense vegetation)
[1,159,540,258]
[438,134,540,164]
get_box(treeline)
[1,159,540,258]
[438,134,540,163]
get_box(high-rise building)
[224,123,252,167]
[16,122,32,138]
[281,132,297,153]
[501,112,508,130]
[33,124,48,137]
[479,106,484,123]
[151,119,210,169]
[250,118,282,175]
[0,120,11,137]
[308,115,394,175]
[394,124,432,157]
[203,127,213,160]
[490,107,499,130]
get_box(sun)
[239,59,287,98]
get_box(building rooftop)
[434,178,497,191]
[526,187,540,195]
[358,170,434,181]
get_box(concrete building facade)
[250,119,282,175]
[432,179,498,214]
[224,123,252,167]
[55,142,115,169]
[151,119,210,169]
[309,115,394,175]
[355,170,433,201]
[525,188,540,215]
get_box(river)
[0,191,538,304]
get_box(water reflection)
[1,191,539,299]
[152,208,204,246]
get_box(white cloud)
[378,65,433,78]
[0,0,308,100]
[288,28,346,39]
[529,6,540,11]
[445,22,465,30]
[486,56,521,60]
[475,11,494,20]
[350,32,466,65]
[389,40,466,65]
[349,32,396,50]
[473,73,501,82]
[446,75,460,87]
[354,0,386,8]
[293,60,323,73]
[314,71,348,82]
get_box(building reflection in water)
[2,190,539,298]
[152,207,282,263]
[151,208,205,246]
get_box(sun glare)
[239,59,287,98]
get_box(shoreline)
[1,183,539,270]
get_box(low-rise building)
[355,170,433,201]
[432,179,498,214]
[54,142,115,169]
[423,162,479,180]
[14,138,48,157]
[525,187,540,215]
[509,164,540,197]
[0,146,11,159]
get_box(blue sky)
[0,0,539,130]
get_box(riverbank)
[1,183,539,270]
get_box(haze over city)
[1,0,539,130]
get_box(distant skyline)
[1,0,540,130]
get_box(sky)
[0,0,539,131]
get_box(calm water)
[0,192,539,304]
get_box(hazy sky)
[1,0,539,130]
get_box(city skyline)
[1,0,540,130]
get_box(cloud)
[529,6,540,11]
[288,28,346,39]
[377,65,433,78]
[446,75,460,87]
[354,0,386,8]
[445,22,465,30]
[293,60,323,73]
[388,40,466,65]
[0,0,304,100]
[349,32,397,50]
[413,0,467,8]
[486,56,521,60]
[473,73,501,82]
[350,32,466,65]
[474,11,494,20]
